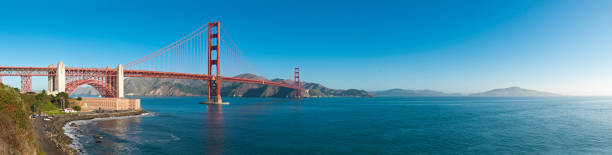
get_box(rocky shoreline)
[33,110,147,155]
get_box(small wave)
[171,134,181,141]
[141,112,157,117]
[82,112,155,122]
[63,120,90,154]
[154,133,181,143]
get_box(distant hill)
[470,87,560,97]
[371,88,460,97]
[72,86,100,96]
[74,73,373,98]
[300,82,374,97]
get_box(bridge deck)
[0,66,299,89]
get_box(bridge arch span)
[65,79,117,98]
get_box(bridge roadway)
[0,65,299,95]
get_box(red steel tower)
[21,75,32,93]
[294,67,301,98]
[207,21,222,104]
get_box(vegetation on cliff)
[0,84,41,154]
[0,84,81,154]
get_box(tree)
[51,92,70,109]
[73,106,81,111]
[30,104,37,113]
[30,101,43,114]
[35,91,48,101]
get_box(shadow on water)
[205,104,225,154]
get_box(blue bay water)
[73,97,612,154]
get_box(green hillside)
[0,84,42,154]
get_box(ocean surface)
[65,97,612,154]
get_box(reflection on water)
[205,105,224,154]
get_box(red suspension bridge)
[0,21,302,104]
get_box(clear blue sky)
[1,0,612,95]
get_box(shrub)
[73,105,81,111]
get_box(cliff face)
[0,84,40,154]
[75,73,373,98]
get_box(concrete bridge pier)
[47,62,65,95]
[47,64,55,93]
[117,64,124,98]
[56,62,66,93]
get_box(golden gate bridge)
[0,21,302,104]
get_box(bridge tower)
[205,21,225,104]
[294,67,301,98]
